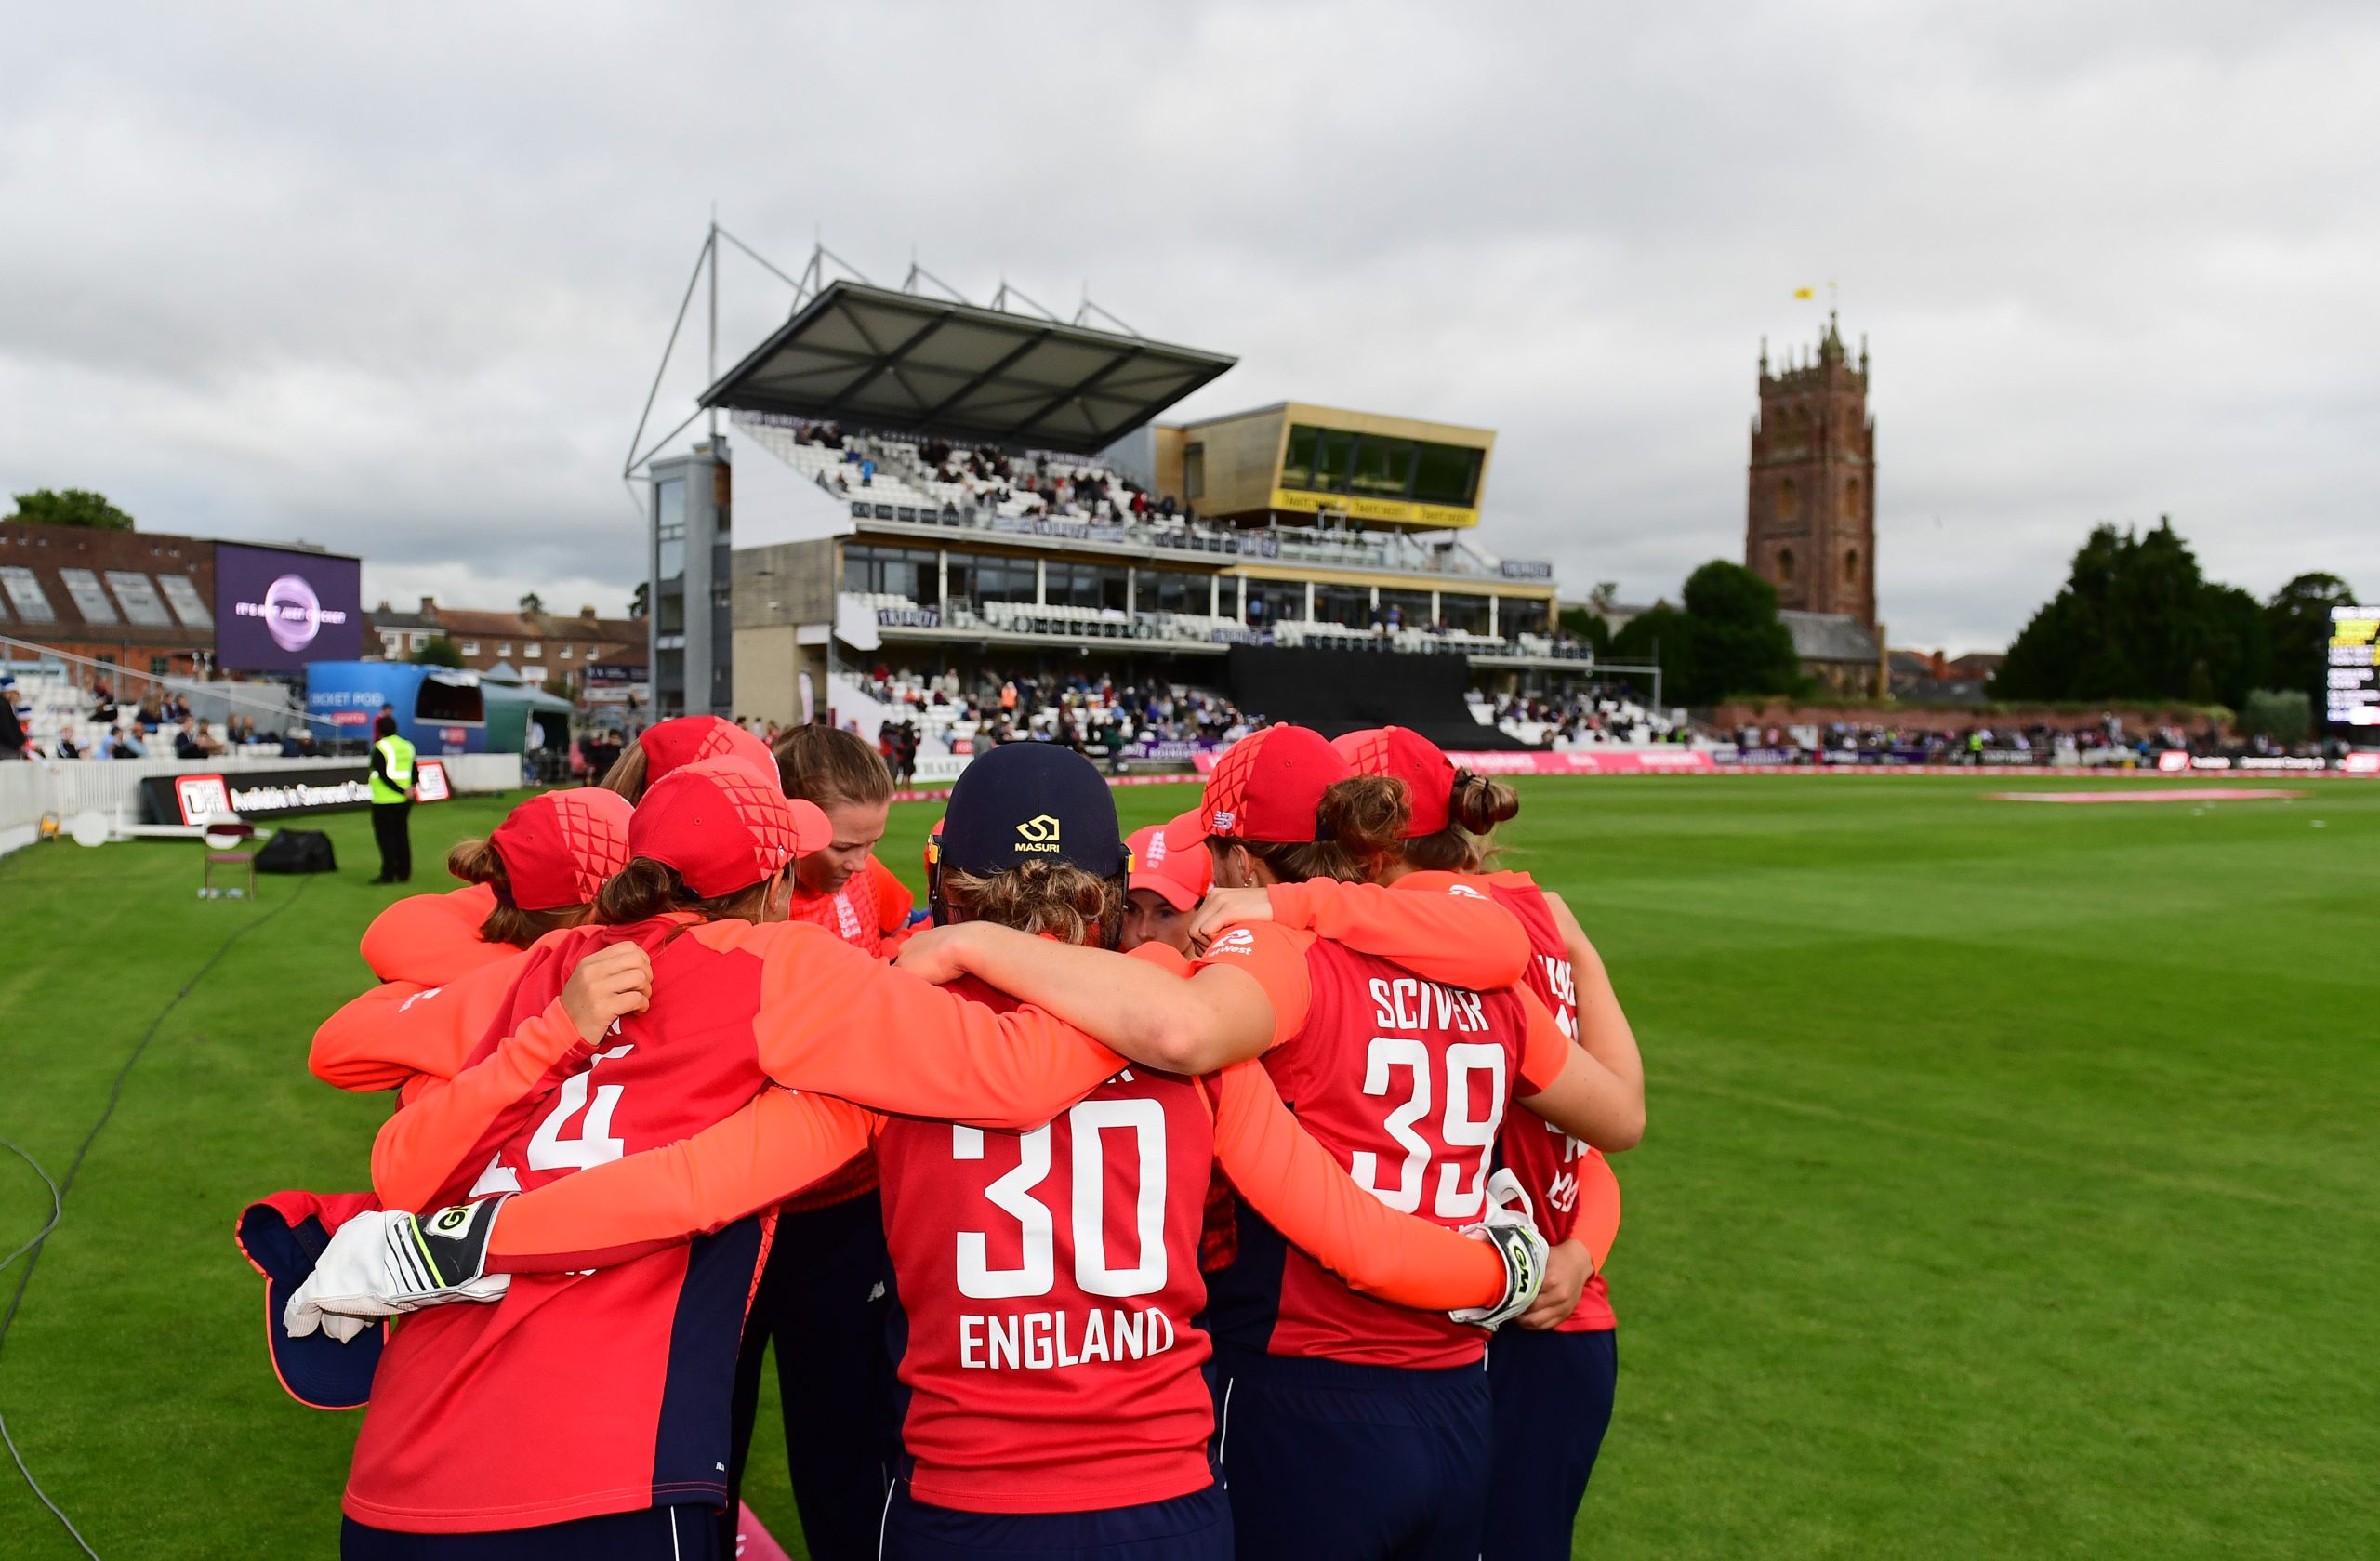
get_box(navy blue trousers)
[1483,1327,1618,1561]
[880,1480,1231,1561]
[721,1190,896,1561]
[342,1503,718,1559]
[1210,1345,1491,1561]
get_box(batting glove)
[284,1197,512,1343]
[1449,1169,1548,1330]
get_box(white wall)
[0,752,524,857]
[730,426,855,552]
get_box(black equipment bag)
[255,828,337,874]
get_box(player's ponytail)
[1401,770,1521,873]
[595,855,779,927]
[940,859,1124,947]
[446,837,594,947]
[1245,774,1410,884]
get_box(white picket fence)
[0,753,523,857]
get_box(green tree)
[2264,572,2356,705]
[1992,518,2272,708]
[519,591,545,615]
[1556,605,1611,655]
[7,487,135,530]
[628,580,650,620]
[408,637,466,668]
[1610,604,1697,700]
[2238,689,2313,745]
[1609,562,1803,705]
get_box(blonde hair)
[598,744,650,801]
[940,859,1123,947]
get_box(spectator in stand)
[0,676,25,761]
[99,726,145,759]
[176,718,224,759]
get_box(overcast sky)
[5,2,2374,654]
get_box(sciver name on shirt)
[957,1305,1181,1371]
[1368,975,1493,1034]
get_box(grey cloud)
[5,0,2376,655]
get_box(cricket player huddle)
[246,713,1646,1561]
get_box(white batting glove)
[284,1198,512,1342]
[1450,1169,1548,1330]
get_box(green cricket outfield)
[1,774,2373,1558]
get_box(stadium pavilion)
[641,279,1595,749]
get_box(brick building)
[364,597,646,703]
[1746,315,1884,695]
[1746,314,1876,628]
[0,519,222,680]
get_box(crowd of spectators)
[1724,711,2228,763]
[854,665,1254,755]
[1486,684,1686,745]
[0,674,331,761]
[794,420,1195,527]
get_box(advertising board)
[144,762,456,824]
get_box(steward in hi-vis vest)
[368,714,418,885]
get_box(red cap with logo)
[638,716,779,790]
[1331,726,1455,837]
[1126,811,1213,911]
[488,788,635,909]
[1173,724,1351,846]
[629,758,830,898]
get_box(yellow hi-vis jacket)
[370,734,417,804]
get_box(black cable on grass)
[0,878,314,1561]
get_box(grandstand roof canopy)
[701,282,1236,456]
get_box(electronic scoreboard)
[2329,603,2379,727]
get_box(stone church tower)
[1746,314,1875,628]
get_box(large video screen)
[2327,604,2378,728]
[213,542,363,671]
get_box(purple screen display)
[213,543,363,670]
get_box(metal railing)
[1,632,337,736]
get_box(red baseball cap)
[638,716,778,790]
[1332,726,1454,837]
[1175,724,1351,845]
[1127,812,1213,911]
[488,789,634,910]
[629,758,830,898]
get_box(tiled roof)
[1779,610,1881,665]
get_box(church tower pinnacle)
[1745,311,1876,628]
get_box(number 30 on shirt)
[951,1098,1168,1302]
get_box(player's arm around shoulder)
[1514,986,1644,1151]
[1540,889,1644,1104]
[893,919,1284,1077]
[748,919,1124,1128]
[487,1088,880,1274]
[310,944,530,1095]
[368,944,653,1212]
[1196,874,1528,989]
[1210,1060,1511,1313]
